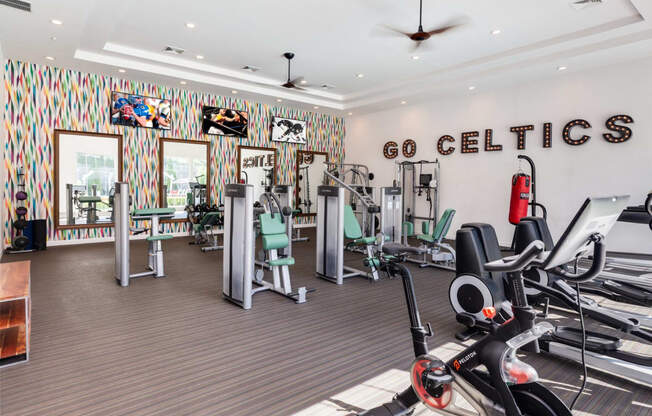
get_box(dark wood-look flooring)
[0,231,650,416]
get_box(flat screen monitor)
[544,195,630,270]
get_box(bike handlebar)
[484,240,545,272]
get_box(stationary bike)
[361,196,627,416]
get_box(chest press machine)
[315,185,381,284]
[222,184,312,310]
[113,182,175,287]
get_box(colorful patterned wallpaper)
[2,60,345,244]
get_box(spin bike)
[360,196,627,416]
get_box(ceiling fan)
[571,0,605,9]
[379,0,466,51]
[279,52,306,90]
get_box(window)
[159,138,210,220]
[54,130,122,228]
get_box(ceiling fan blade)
[426,23,463,36]
[290,84,306,91]
[425,16,469,36]
[374,24,413,38]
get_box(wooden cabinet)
[0,261,30,367]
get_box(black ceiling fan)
[279,52,306,90]
[380,0,466,51]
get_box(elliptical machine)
[363,196,627,416]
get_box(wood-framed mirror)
[54,130,123,230]
[295,150,328,217]
[159,138,210,221]
[237,145,277,198]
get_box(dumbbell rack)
[6,168,34,254]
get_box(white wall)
[346,57,652,254]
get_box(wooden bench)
[0,261,30,367]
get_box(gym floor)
[0,231,650,416]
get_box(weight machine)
[222,183,312,310]
[113,182,175,287]
[325,162,377,239]
[395,160,456,270]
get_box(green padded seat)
[134,207,175,216]
[78,196,102,203]
[417,209,456,244]
[147,234,173,241]
[268,257,295,267]
[417,234,435,243]
[354,236,377,245]
[262,234,290,250]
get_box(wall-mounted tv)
[111,92,171,130]
[271,116,306,144]
[201,107,249,137]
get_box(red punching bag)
[509,173,531,225]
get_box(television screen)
[201,107,249,137]
[111,92,171,130]
[271,116,306,144]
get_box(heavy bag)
[509,173,531,225]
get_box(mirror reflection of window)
[239,146,276,198]
[296,151,328,216]
[160,139,209,220]
[55,131,121,227]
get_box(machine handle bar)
[484,240,545,272]
[549,234,605,283]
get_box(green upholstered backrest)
[344,205,363,240]
[259,213,285,235]
[259,213,288,250]
[432,209,456,241]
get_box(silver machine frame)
[114,182,174,287]
[222,183,309,310]
[315,185,379,284]
[379,187,402,244]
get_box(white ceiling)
[1,0,652,114]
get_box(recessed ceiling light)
[468,85,476,90]
[356,73,364,78]
[45,56,55,61]
[276,98,283,102]
[185,22,196,29]
[300,79,308,84]
[196,55,204,60]
[118,68,126,73]
[557,66,568,71]
[348,112,353,116]
[51,19,63,25]
[491,29,501,35]
[400,100,407,105]
[50,36,57,41]
[412,55,420,60]
[313,106,319,109]
[231,90,238,94]
[180,80,187,85]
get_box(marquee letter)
[603,115,633,143]
[437,135,455,155]
[563,119,591,146]
[510,125,534,150]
